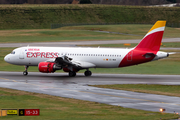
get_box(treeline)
[0,0,74,4]
[0,0,180,5]
[93,0,180,5]
[0,0,73,4]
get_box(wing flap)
[55,56,96,69]
[72,61,96,68]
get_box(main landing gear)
[84,70,92,77]
[23,65,29,76]
[68,69,92,77]
[69,71,76,77]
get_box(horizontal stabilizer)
[143,53,156,58]
[168,52,176,55]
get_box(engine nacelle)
[38,62,59,73]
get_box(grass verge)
[1,24,180,43]
[91,84,180,98]
[0,87,179,120]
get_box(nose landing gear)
[23,66,29,76]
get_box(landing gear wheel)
[84,71,92,77]
[23,71,28,76]
[69,71,76,77]
[23,65,29,76]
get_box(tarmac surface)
[0,71,180,113]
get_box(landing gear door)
[19,48,24,59]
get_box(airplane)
[4,21,169,77]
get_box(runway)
[0,71,180,113]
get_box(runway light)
[159,108,165,112]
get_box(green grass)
[91,84,180,98]
[1,48,180,75]
[0,28,141,43]
[0,87,178,120]
[1,24,180,43]
[64,24,180,38]
[0,4,180,29]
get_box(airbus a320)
[4,21,170,77]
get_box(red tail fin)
[135,21,166,51]
[119,21,166,67]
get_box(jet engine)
[38,62,62,73]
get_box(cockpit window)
[11,51,15,54]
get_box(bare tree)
[175,0,180,7]
[0,0,174,4]
[35,0,42,4]
[90,0,168,5]
[27,0,34,4]
[0,0,8,3]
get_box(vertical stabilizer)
[135,21,166,51]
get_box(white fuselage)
[4,46,133,68]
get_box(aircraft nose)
[4,54,10,62]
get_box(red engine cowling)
[38,62,56,73]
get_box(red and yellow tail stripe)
[135,21,166,51]
[145,21,166,38]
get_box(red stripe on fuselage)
[119,49,157,67]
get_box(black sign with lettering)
[19,109,25,116]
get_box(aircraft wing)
[54,55,96,69]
